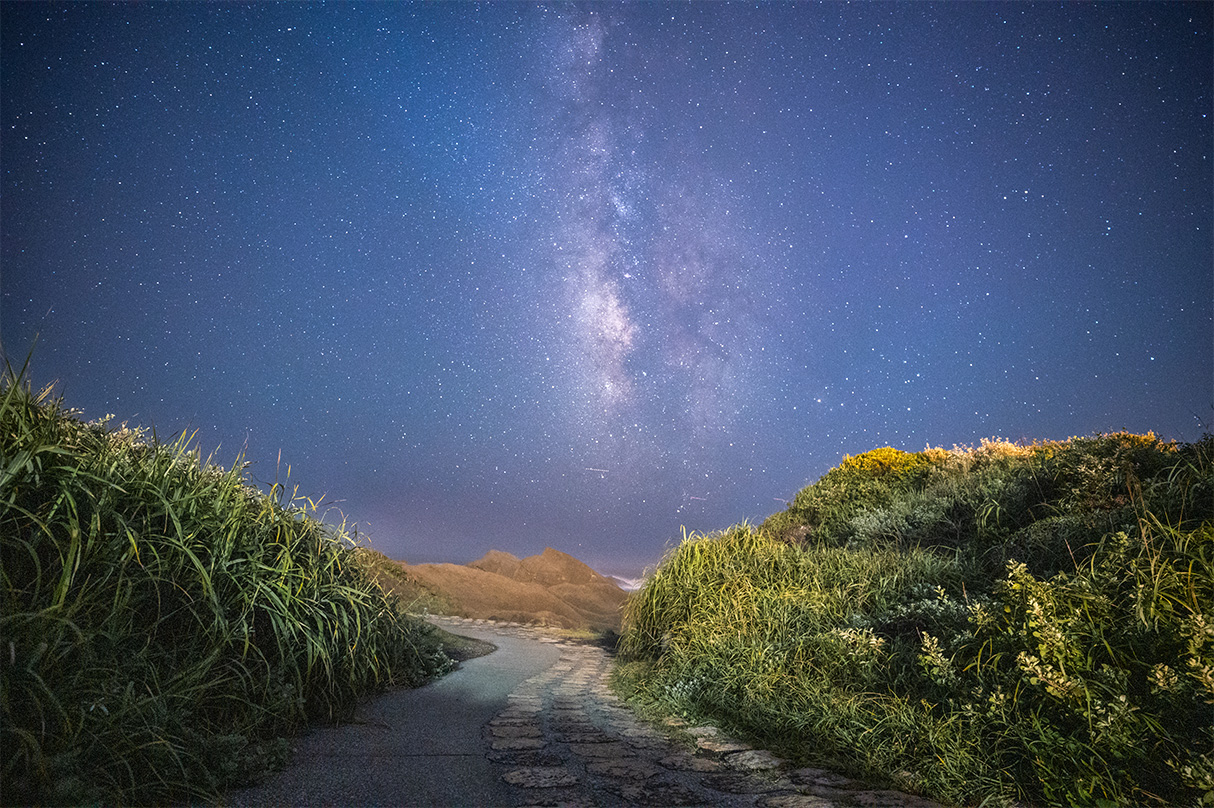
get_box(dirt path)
[225,617,945,807]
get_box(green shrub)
[1,365,452,805]
[760,447,936,546]
[953,520,1214,805]
[620,433,1214,807]
[620,525,997,803]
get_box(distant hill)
[370,547,628,632]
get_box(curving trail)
[225,621,561,806]
[226,617,944,807]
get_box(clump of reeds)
[0,361,452,805]
[618,435,1214,807]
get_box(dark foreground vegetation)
[0,365,452,805]
[618,434,1213,807]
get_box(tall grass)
[618,435,1214,807]
[1,363,452,805]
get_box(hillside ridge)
[380,547,627,632]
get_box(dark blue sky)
[3,3,1210,579]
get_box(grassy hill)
[617,435,1213,807]
[0,366,453,806]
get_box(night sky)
[3,3,1210,581]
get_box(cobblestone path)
[433,617,945,808]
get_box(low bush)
[619,433,1213,807]
[1,364,452,805]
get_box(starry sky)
[3,3,1210,580]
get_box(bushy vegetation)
[618,434,1214,807]
[0,364,453,806]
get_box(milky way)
[3,3,1210,577]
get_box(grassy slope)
[0,369,453,806]
[616,435,1214,807]
[355,546,461,615]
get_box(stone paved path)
[432,616,945,808]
